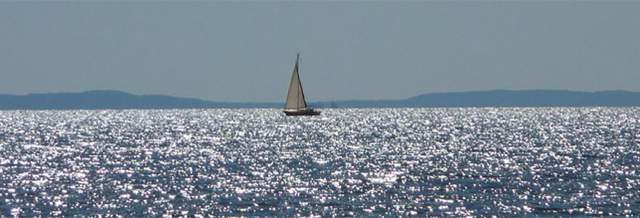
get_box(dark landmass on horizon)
[0,90,639,110]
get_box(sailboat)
[283,53,320,116]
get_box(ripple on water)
[0,108,639,216]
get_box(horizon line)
[0,88,638,104]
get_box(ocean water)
[0,108,639,217]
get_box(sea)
[0,108,639,217]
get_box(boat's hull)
[284,109,321,116]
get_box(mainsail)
[284,54,307,111]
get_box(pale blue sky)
[0,1,639,101]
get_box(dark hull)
[284,109,321,116]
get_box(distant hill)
[0,90,278,110]
[0,90,639,110]
[323,90,640,108]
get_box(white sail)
[284,54,307,111]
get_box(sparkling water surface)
[1,108,640,216]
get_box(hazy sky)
[1,2,639,102]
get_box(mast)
[296,53,307,109]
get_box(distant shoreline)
[1,90,640,110]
